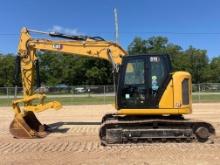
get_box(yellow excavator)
[10,27,215,145]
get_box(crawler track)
[99,114,215,145]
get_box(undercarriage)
[99,113,215,146]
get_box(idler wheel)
[195,127,210,142]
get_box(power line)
[0,34,18,36]
[3,31,220,36]
[2,32,220,41]
[118,31,220,35]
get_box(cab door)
[146,55,171,108]
[118,56,147,108]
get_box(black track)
[99,113,215,146]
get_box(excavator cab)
[117,54,172,109]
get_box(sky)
[1,0,220,58]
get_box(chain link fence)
[0,85,115,96]
[192,83,220,103]
[0,85,115,106]
[0,83,219,106]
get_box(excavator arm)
[18,27,127,97]
[10,27,127,138]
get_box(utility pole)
[114,8,119,44]
[113,8,119,99]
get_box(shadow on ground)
[47,121,101,133]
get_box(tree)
[209,57,220,83]
[184,46,209,83]
[145,36,168,53]
[0,54,16,86]
[38,52,66,86]
[37,52,113,86]
[128,37,147,55]
[128,36,211,83]
[128,36,169,55]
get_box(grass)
[46,96,115,105]
[0,94,219,107]
[192,94,220,103]
[0,96,115,107]
[0,98,14,106]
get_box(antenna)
[114,8,119,44]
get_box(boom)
[18,27,127,97]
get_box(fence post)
[71,86,74,103]
[198,83,201,103]
[14,86,17,99]
[6,87,9,98]
[104,85,106,104]
[88,86,91,97]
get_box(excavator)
[10,27,215,145]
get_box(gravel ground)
[0,103,220,165]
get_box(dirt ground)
[1,103,220,165]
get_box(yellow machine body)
[118,71,192,115]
